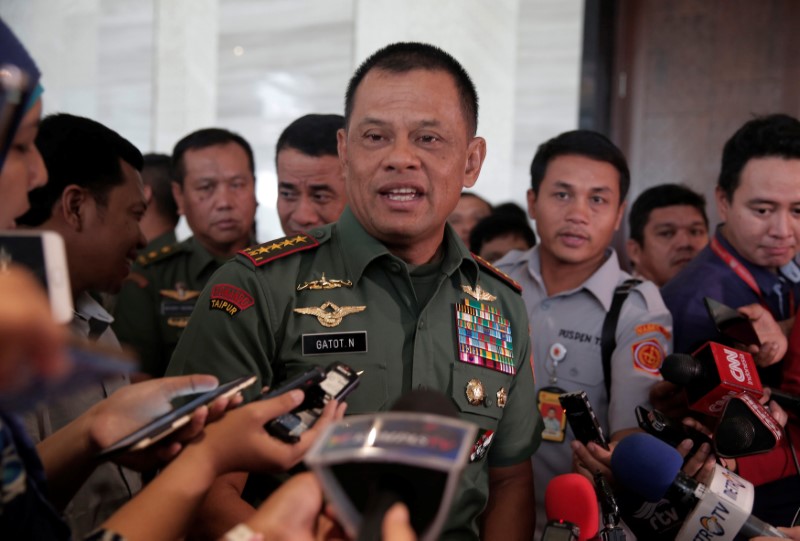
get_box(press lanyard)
[710,236,795,316]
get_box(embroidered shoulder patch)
[137,243,181,267]
[239,234,319,267]
[632,339,664,375]
[472,253,522,293]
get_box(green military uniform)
[142,229,177,255]
[113,235,228,376]
[166,208,542,540]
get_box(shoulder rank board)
[472,253,522,293]
[239,234,319,266]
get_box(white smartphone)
[0,231,74,323]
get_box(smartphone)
[266,361,360,443]
[635,406,711,459]
[0,231,73,323]
[97,374,257,459]
[541,520,580,541]
[558,390,609,450]
[703,297,761,347]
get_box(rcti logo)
[690,501,730,540]
[700,516,724,535]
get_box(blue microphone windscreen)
[611,433,683,502]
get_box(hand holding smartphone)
[264,361,360,443]
[558,390,609,450]
[97,375,257,459]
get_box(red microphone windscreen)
[544,473,599,541]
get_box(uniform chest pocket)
[451,362,512,429]
[552,344,605,388]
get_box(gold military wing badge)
[293,301,366,327]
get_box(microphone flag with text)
[304,390,478,541]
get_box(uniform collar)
[333,207,479,284]
[186,236,228,280]
[526,245,624,311]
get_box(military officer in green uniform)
[167,42,542,540]
[113,128,258,376]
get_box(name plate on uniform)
[302,331,368,356]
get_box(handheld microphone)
[304,390,478,541]
[660,344,763,415]
[594,472,626,540]
[543,473,599,541]
[611,433,790,540]
[714,392,783,457]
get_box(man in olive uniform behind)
[113,128,258,377]
[166,42,541,540]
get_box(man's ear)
[626,238,642,268]
[61,185,88,231]
[336,128,348,174]
[614,201,627,231]
[715,185,730,223]
[143,184,153,205]
[171,182,185,216]
[526,189,537,220]
[463,136,487,189]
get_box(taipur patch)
[209,284,254,317]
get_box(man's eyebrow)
[746,198,778,205]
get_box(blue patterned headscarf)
[0,18,42,170]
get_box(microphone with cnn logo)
[660,343,763,416]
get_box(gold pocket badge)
[294,301,366,327]
[297,273,353,291]
[496,387,507,408]
[465,378,486,406]
[461,284,496,302]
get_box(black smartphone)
[541,520,580,541]
[703,297,761,347]
[635,406,711,459]
[97,375,257,459]
[558,390,609,450]
[266,361,360,443]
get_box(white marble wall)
[1,0,584,240]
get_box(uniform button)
[569,368,578,377]
[389,262,402,273]
[485,397,494,407]
[312,229,324,239]
[418,320,425,329]
[541,301,550,311]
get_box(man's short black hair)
[172,128,255,186]
[19,113,143,226]
[529,130,630,201]
[275,114,343,166]
[142,153,178,227]
[718,114,800,201]
[628,184,708,245]
[344,42,479,136]
[469,214,537,254]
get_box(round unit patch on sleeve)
[631,339,664,375]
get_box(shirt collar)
[714,225,786,291]
[526,246,623,311]
[333,207,479,284]
[74,291,113,324]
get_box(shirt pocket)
[450,361,513,430]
